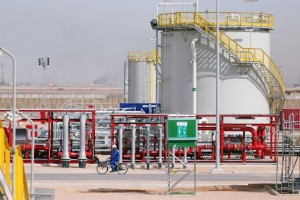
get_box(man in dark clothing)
[110,144,120,172]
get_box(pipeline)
[223,126,258,146]
[57,151,93,159]
[197,126,268,160]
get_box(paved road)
[30,173,277,182]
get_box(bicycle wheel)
[96,163,108,174]
[116,163,128,175]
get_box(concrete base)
[61,161,69,168]
[158,163,162,169]
[210,167,224,174]
[34,188,55,200]
[140,164,146,169]
[78,161,86,168]
[131,163,135,170]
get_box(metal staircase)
[157,12,285,114]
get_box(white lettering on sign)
[177,122,187,126]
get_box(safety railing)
[199,12,274,29]
[157,12,284,113]
[0,121,29,200]
[128,50,161,64]
[158,12,274,29]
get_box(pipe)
[197,143,267,160]
[183,148,187,166]
[146,125,150,169]
[78,114,87,168]
[188,38,198,169]
[158,125,163,168]
[119,125,123,163]
[62,114,70,168]
[197,145,213,159]
[223,126,258,146]
[191,38,198,115]
[131,125,136,169]
[172,146,175,167]
[197,126,261,161]
[57,151,93,159]
[198,125,258,145]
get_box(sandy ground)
[24,162,300,200]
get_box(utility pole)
[38,57,50,108]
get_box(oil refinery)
[0,1,299,199]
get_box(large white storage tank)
[157,12,283,115]
[127,52,156,103]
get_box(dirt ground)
[25,162,300,200]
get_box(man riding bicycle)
[110,144,120,172]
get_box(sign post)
[167,116,197,195]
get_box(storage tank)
[127,52,156,103]
[155,12,284,115]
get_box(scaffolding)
[277,113,300,194]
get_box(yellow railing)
[128,51,155,62]
[0,121,29,200]
[128,50,161,64]
[157,12,285,113]
[199,12,274,29]
[158,12,274,29]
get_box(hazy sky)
[0,0,299,86]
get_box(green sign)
[167,117,197,147]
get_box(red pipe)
[223,126,258,146]
[57,151,93,159]
[197,145,213,159]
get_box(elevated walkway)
[156,12,285,114]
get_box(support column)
[118,125,124,163]
[146,125,151,170]
[78,114,87,168]
[183,147,187,168]
[131,125,136,169]
[62,114,70,168]
[158,125,163,169]
[172,145,175,168]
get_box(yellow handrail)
[158,12,274,29]
[199,12,274,29]
[0,122,12,187]
[0,121,29,200]
[128,51,154,62]
[158,12,284,113]
[128,50,161,64]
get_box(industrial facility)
[0,1,299,199]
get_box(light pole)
[38,57,50,108]
[0,47,17,197]
[211,0,224,174]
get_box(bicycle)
[94,157,128,175]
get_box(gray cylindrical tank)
[159,30,270,115]
[224,30,271,55]
[128,61,156,103]
[128,61,145,103]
